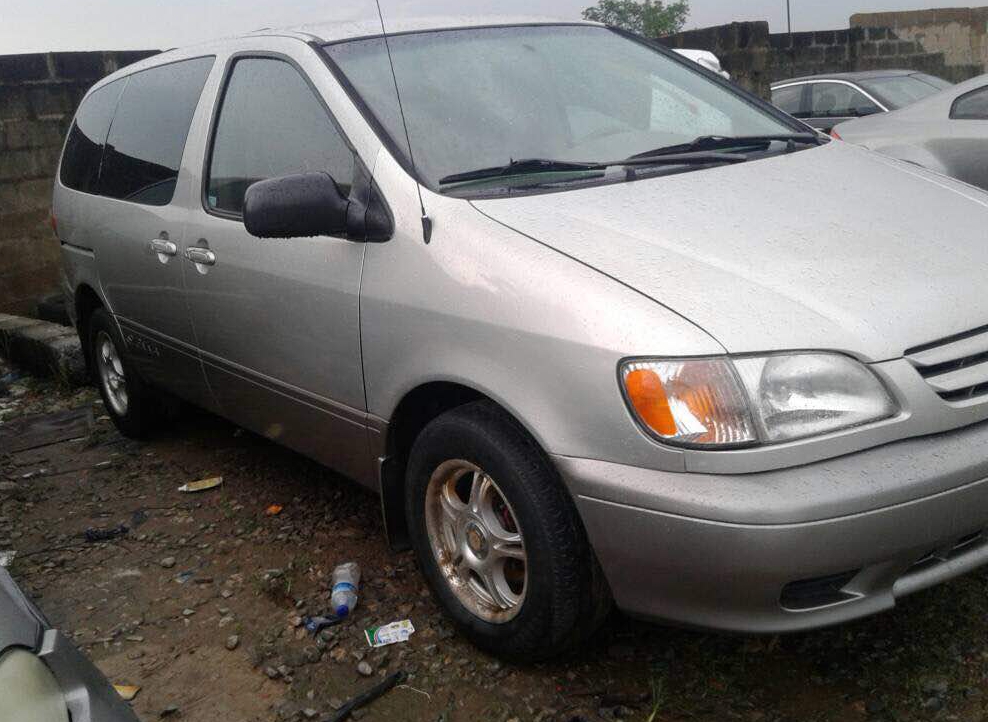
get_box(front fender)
[361,153,724,475]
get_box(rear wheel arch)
[74,284,105,375]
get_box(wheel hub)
[424,459,527,624]
[465,520,489,559]
[95,331,128,417]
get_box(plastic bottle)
[330,562,360,618]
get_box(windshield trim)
[316,25,813,195]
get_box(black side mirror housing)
[243,172,349,239]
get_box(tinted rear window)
[59,79,125,194]
[99,57,213,205]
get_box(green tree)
[582,0,690,37]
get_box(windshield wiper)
[629,133,823,160]
[439,151,749,186]
[439,158,605,186]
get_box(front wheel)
[405,400,610,659]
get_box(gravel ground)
[2,363,988,722]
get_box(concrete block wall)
[768,26,955,85]
[660,7,988,99]
[851,7,988,83]
[660,22,774,99]
[0,50,157,316]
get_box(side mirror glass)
[243,172,349,239]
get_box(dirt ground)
[3,368,988,722]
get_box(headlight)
[0,650,70,722]
[620,353,897,448]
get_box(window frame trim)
[949,85,988,121]
[200,50,362,223]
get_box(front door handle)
[184,247,216,266]
[148,238,177,258]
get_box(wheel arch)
[74,283,105,376]
[378,380,554,551]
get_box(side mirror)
[243,172,349,239]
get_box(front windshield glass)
[859,74,952,109]
[324,25,796,190]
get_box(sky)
[0,0,978,54]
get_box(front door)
[183,52,372,484]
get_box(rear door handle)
[148,239,177,256]
[184,247,216,266]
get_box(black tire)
[88,308,156,438]
[405,400,610,660]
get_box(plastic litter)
[177,476,223,493]
[324,670,406,722]
[0,550,15,568]
[264,504,283,516]
[330,562,360,618]
[302,613,343,635]
[113,684,141,701]
[84,524,129,543]
[364,619,414,648]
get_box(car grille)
[905,324,988,402]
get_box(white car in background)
[673,49,730,79]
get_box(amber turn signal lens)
[620,359,757,446]
[624,368,677,436]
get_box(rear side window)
[59,80,125,194]
[772,84,804,117]
[100,57,213,205]
[951,86,988,120]
[206,57,355,216]
[810,83,881,118]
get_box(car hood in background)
[472,142,988,362]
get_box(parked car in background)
[771,70,952,132]
[673,49,730,79]
[54,18,988,660]
[833,73,988,191]
[0,568,138,722]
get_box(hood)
[472,141,988,362]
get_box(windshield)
[324,25,797,191]
[859,74,952,109]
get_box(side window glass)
[811,83,881,118]
[951,86,988,120]
[207,58,355,216]
[772,85,804,117]
[59,79,125,194]
[100,57,214,206]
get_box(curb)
[0,313,87,387]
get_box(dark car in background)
[771,70,953,132]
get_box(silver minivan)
[54,18,988,659]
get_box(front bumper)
[556,420,988,633]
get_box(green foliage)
[582,0,690,37]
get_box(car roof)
[772,70,923,86]
[275,15,597,44]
